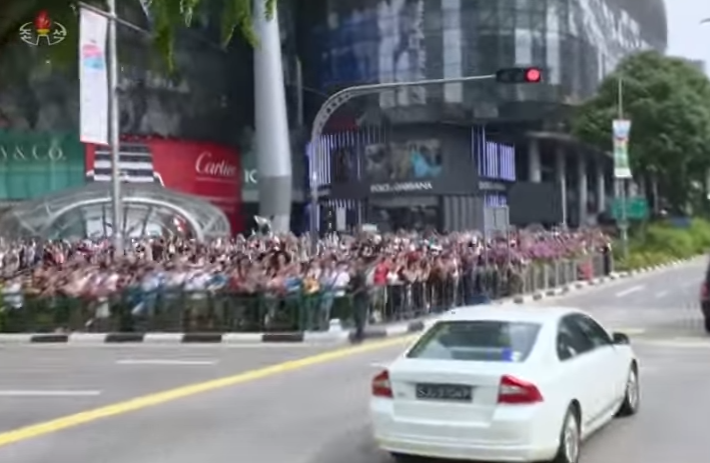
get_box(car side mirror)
[612,332,630,345]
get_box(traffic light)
[495,67,543,83]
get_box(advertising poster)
[84,138,241,232]
[0,130,85,200]
[613,119,632,179]
[365,139,442,192]
[78,7,109,145]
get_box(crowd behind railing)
[0,229,613,335]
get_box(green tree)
[572,50,710,212]
[0,0,274,68]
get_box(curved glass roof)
[0,182,231,240]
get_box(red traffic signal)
[525,68,541,82]
[495,67,543,84]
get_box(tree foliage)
[0,0,274,69]
[572,50,710,211]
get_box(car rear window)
[406,320,541,362]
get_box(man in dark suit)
[350,257,371,342]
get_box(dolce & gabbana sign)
[0,142,65,163]
[370,181,433,193]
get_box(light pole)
[79,0,127,252]
[309,171,318,255]
[617,77,629,261]
[307,73,496,246]
[106,0,122,254]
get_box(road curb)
[0,256,700,345]
[0,323,427,345]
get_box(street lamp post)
[307,73,496,253]
[79,0,126,253]
[617,77,629,261]
[309,171,318,256]
[106,0,123,254]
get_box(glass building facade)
[0,182,231,240]
[299,0,667,122]
[299,0,667,230]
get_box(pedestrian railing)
[0,253,609,334]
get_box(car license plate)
[415,383,472,402]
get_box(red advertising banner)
[84,137,242,233]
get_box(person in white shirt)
[2,278,23,310]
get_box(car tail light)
[497,375,543,404]
[701,282,708,301]
[372,370,393,398]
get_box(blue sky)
[666,0,710,74]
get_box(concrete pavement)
[1,260,710,462]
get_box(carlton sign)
[195,151,238,178]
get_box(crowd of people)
[0,229,611,336]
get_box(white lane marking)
[612,328,646,335]
[0,390,102,397]
[654,290,668,298]
[615,285,644,297]
[634,339,710,348]
[115,359,218,365]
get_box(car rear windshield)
[406,320,541,362]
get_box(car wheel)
[704,318,710,333]
[616,365,640,417]
[549,406,580,463]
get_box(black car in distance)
[701,263,710,332]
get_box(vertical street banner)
[78,8,109,145]
[613,119,632,179]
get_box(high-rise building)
[687,59,706,74]
[298,0,668,229]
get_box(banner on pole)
[612,119,632,179]
[79,8,109,145]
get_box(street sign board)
[611,196,649,220]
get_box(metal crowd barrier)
[0,253,609,334]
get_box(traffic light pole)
[308,73,495,254]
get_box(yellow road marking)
[0,335,415,448]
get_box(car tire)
[616,365,640,417]
[704,318,710,333]
[549,406,581,463]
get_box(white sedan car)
[369,305,639,463]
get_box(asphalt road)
[544,257,708,339]
[0,343,331,433]
[1,260,709,463]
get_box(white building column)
[528,139,541,182]
[577,153,588,226]
[555,146,567,228]
[254,1,292,232]
[596,161,606,214]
